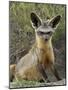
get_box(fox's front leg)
[50,65,62,80]
[37,63,50,82]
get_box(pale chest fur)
[36,37,55,68]
[36,47,54,68]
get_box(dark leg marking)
[38,63,50,82]
[50,65,62,80]
[39,79,44,83]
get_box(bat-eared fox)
[10,12,61,82]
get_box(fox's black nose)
[45,38,48,41]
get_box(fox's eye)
[40,32,44,35]
[46,31,52,35]
[37,31,52,35]
[37,31,44,35]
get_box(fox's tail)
[10,64,16,82]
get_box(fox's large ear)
[49,15,61,29]
[30,12,42,29]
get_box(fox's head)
[31,12,61,41]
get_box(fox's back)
[15,43,54,80]
[15,47,42,80]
